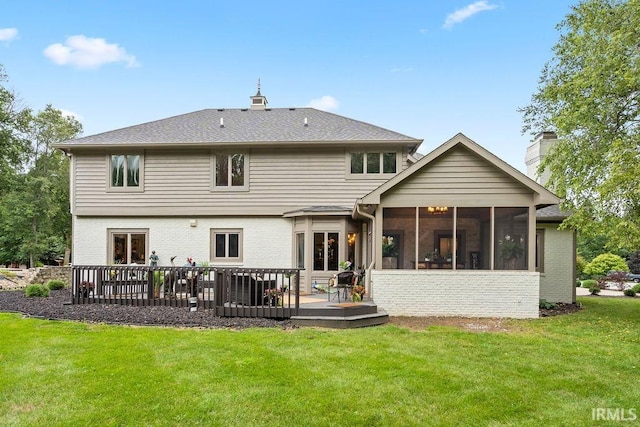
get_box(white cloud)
[43,35,139,69]
[443,1,498,29]
[59,109,84,122]
[0,28,18,42]
[307,95,339,111]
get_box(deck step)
[291,309,389,329]
[296,303,378,318]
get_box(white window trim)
[346,151,399,179]
[211,152,249,192]
[106,153,144,193]
[211,228,243,263]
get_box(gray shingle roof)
[536,204,570,221]
[60,108,421,146]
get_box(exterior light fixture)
[427,206,448,214]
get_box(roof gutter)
[356,201,376,298]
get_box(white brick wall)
[371,270,540,318]
[539,224,575,303]
[73,217,292,268]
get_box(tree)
[520,0,640,250]
[25,106,81,265]
[0,65,31,195]
[0,66,82,266]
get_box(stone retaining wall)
[32,267,72,286]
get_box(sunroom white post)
[415,207,419,269]
[490,207,495,270]
[528,205,536,272]
[453,206,457,269]
[374,205,383,268]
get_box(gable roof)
[357,132,560,207]
[55,108,422,149]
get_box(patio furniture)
[328,271,355,303]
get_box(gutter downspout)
[356,202,376,299]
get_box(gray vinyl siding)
[381,146,535,207]
[73,147,404,216]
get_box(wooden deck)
[70,265,387,327]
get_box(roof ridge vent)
[217,108,225,111]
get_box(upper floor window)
[109,154,143,191]
[214,153,248,190]
[350,152,397,176]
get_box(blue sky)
[1,0,575,171]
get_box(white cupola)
[250,79,268,110]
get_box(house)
[54,89,575,318]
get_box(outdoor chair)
[328,271,355,303]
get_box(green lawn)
[1,297,639,426]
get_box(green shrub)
[35,261,44,267]
[576,279,582,287]
[539,299,558,309]
[584,253,629,277]
[632,283,640,294]
[623,289,636,297]
[576,255,587,278]
[589,287,601,295]
[47,279,66,290]
[582,279,597,288]
[25,284,50,297]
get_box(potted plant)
[351,284,365,302]
[498,234,524,269]
[339,260,353,271]
[152,270,163,298]
[263,287,284,307]
[382,236,399,269]
[78,281,94,298]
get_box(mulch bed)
[0,289,292,329]
[539,302,582,317]
[1,289,583,330]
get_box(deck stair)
[291,302,388,329]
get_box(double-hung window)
[211,229,243,262]
[350,152,397,176]
[109,154,143,191]
[213,153,248,190]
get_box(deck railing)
[71,265,301,318]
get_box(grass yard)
[1,296,639,426]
